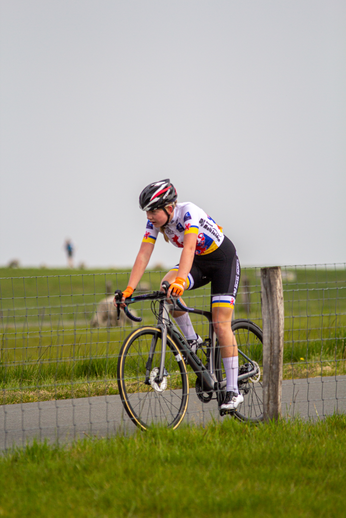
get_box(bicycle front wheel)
[117,326,189,430]
[232,319,263,423]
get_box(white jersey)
[142,202,224,255]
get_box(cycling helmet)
[139,179,177,211]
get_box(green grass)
[0,415,345,517]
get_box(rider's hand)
[113,286,134,307]
[122,286,134,301]
[170,277,185,297]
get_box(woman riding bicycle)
[117,179,243,411]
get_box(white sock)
[223,356,239,394]
[174,313,197,341]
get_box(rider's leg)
[160,270,199,342]
[212,303,241,396]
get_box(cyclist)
[117,179,243,411]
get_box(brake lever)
[161,280,176,308]
[114,289,123,320]
[162,280,177,303]
[161,280,170,293]
[114,289,143,323]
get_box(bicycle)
[115,283,263,431]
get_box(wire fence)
[0,263,345,449]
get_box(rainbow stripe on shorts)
[211,295,236,308]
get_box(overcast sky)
[0,0,345,270]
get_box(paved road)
[1,376,345,451]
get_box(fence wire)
[0,264,345,449]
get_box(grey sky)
[0,1,345,269]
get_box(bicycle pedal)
[219,408,236,417]
[195,378,213,403]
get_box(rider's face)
[146,206,173,226]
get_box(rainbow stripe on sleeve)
[184,225,199,235]
[142,233,157,245]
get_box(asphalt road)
[1,375,345,451]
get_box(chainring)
[195,377,213,403]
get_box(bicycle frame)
[143,298,217,393]
[118,290,260,396]
[117,288,264,428]
[173,299,260,388]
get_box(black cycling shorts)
[170,235,241,309]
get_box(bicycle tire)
[233,319,263,422]
[215,319,264,423]
[117,326,189,431]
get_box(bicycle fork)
[144,300,171,386]
[144,323,168,386]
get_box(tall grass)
[0,415,345,517]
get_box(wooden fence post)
[261,266,284,421]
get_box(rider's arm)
[177,232,197,280]
[127,241,155,291]
[116,242,155,303]
[168,233,197,297]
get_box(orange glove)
[170,277,185,297]
[122,286,134,300]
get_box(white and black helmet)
[139,179,177,211]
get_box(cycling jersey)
[170,236,241,308]
[142,202,224,256]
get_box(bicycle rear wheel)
[117,326,189,430]
[232,319,263,422]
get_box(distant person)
[65,239,74,268]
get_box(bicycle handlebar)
[123,304,143,323]
[114,282,212,323]
[114,281,173,323]
[174,298,195,313]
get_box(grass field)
[1,265,345,403]
[0,415,345,517]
